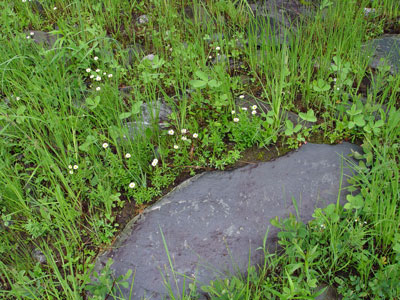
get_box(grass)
[0,0,399,299]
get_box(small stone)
[142,54,155,62]
[137,14,149,25]
[32,248,47,264]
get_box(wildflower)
[251,105,257,110]
[320,224,325,229]
[125,153,131,158]
[95,76,101,81]
[96,87,101,91]
[102,142,109,149]
[108,74,113,78]
[103,72,106,75]
[233,117,239,123]
[53,6,57,10]
[208,55,212,59]
[251,110,257,115]
[129,182,136,189]
[73,165,78,170]
[181,136,187,141]
[90,75,94,79]
[231,110,235,114]
[181,129,187,134]
[16,97,20,101]
[68,165,73,169]
[94,56,99,61]
[215,46,220,51]
[173,144,179,149]
[22,0,26,2]
[168,129,174,135]
[69,170,73,174]
[151,158,158,167]
[26,35,31,39]
[86,68,91,73]
[30,32,34,36]
[239,95,245,99]
[95,68,100,73]
[193,133,198,138]
[241,107,248,111]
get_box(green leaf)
[284,119,294,136]
[119,112,132,120]
[132,101,143,114]
[16,105,26,115]
[79,135,97,152]
[312,78,330,92]
[208,79,222,88]
[195,70,209,82]
[354,114,365,127]
[299,109,317,122]
[86,96,100,109]
[189,79,207,89]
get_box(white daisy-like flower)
[181,136,187,141]
[102,142,109,149]
[125,153,131,158]
[173,144,179,149]
[181,129,187,134]
[108,74,113,78]
[231,110,235,114]
[53,6,57,10]
[103,72,106,75]
[193,133,198,138]
[95,68,100,72]
[241,107,248,111]
[251,105,257,110]
[26,35,31,39]
[30,32,34,36]
[94,56,99,61]
[69,170,73,174]
[73,165,78,170]
[168,129,174,135]
[215,46,220,51]
[68,165,73,169]
[95,76,101,81]
[239,95,245,99]
[96,87,101,91]
[208,55,212,59]
[129,182,136,189]
[251,110,257,115]
[233,117,239,123]
[151,158,158,167]
[90,75,94,79]
[86,68,91,73]
[22,0,26,2]
[16,97,20,101]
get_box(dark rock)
[364,34,400,75]
[95,143,360,299]
[33,0,45,15]
[316,284,342,300]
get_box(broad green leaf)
[132,101,143,114]
[299,109,317,122]
[354,114,365,127]
[189,79,207,89]
[85,96,100,109]
[195,70,209,82]
[16,105,26,115]
[208,79,221,88]
[119,112,132,120]
[79,135,97,152]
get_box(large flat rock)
[365,34,400,74]
[95,143,360,299]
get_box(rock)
[364,34,400,75]
[26,31,60,49]
[137,14,149,25]
[33,0,45,15]
[315,284,342,300]
[141,54,155,62]
[32,248,47,264]
[95,143,360,299]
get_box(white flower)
[108,74,113,78]
[26,35,31,39]
[53,6,57,10]
[251,110,257,115]
[208,55,212,59]
[22,0,26,2]
[193,133,198,138]
[102,142,109,149]
[103,72,106,75]
[96,86,101,91]
[94,56,99,61]
[125,153,131,158]
[173,144,179,149]
[16,97,20,101]
[231,110,235,114]
[69,170,73,174]
[251,105,257,110]
[233,117,239,123]
[30,32,34,36]
[181,136,187,141]
[95,68,100,72]
[181,129,187,134]
[68,165,73,169]
[151,158,158,167]
[73,165,78,170]
[95,76,101,81]
[129,182,136,189]
[215,46,220,51]
[241,107,248,111]
[86,68,91,73]
[239,94,245,99]
[168,129,174,135]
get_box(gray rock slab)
[26,31,60,49]
[364,34,400,74]
[95,143,360,300]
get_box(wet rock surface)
[365,34,400,74]
[95,142,360,300]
